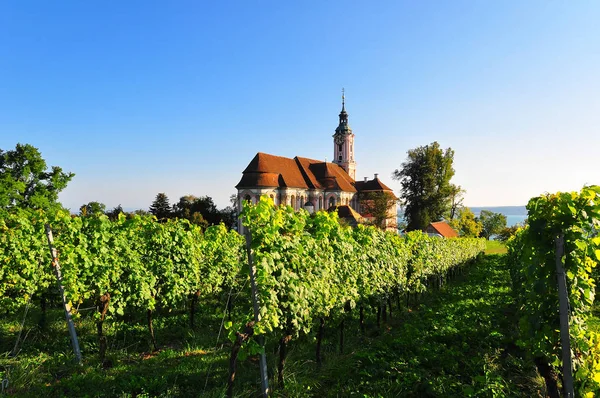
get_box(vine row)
[506,185,600,396]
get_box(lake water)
[398,206,529,228]
[505,215,527,227]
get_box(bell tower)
[332,89,356,180]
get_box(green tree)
[173,194,232,227]
[173,195,197,220]
[359,191,398,230]
[106,204,124,221]
[79,201,107,216]
[393,141,457,231]
[497,225,519,242]
[450,207,482,237]
[0,143,74,211]
[149,193,172,220]
[219,205,237,229]
[192,195,221,225]
[219,193,240,229]
[478,210,507,239]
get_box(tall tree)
[359,191,398,230]
[149,193,172,220]
[192,195,221,225]
[478,210,507,240]
[393,141,457,231]
[447,185,465,221]
[0,143,74,211]
[79,201,106,216]
[173,195,197,220]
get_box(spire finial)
[342,88,345,109]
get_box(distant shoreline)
[397,205,528,227]
[469,206,527,216]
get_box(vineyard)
[0,189,598,397]
[0,196,487,396]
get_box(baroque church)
[236,93,398,230]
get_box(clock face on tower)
[334,134,344,145]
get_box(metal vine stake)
[44,224,82,364]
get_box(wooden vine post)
[244,226,269,397]
[555,233,574,397]
[44,224,82,364]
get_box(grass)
[0,255,542,397]
[485,240,508,255]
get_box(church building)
[236,93,397,231]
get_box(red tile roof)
[238,153,308,188]
[236,152,357,192]
[354,177,393,192]
[427,221,459,238]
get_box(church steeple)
[340,89,347,117]
[332,89,356,180]
[336,88,350,132]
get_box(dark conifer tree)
[149,193,172,220]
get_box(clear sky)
[1,1,598,211]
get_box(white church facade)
[236,93,397,230]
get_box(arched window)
[244,194,252,204]
[329,196,336,208]
[291,195,295,209]
[319,196,323,210]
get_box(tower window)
[338,155,342,161]
[338,144,342,152]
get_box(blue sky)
[1,1,598,211]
